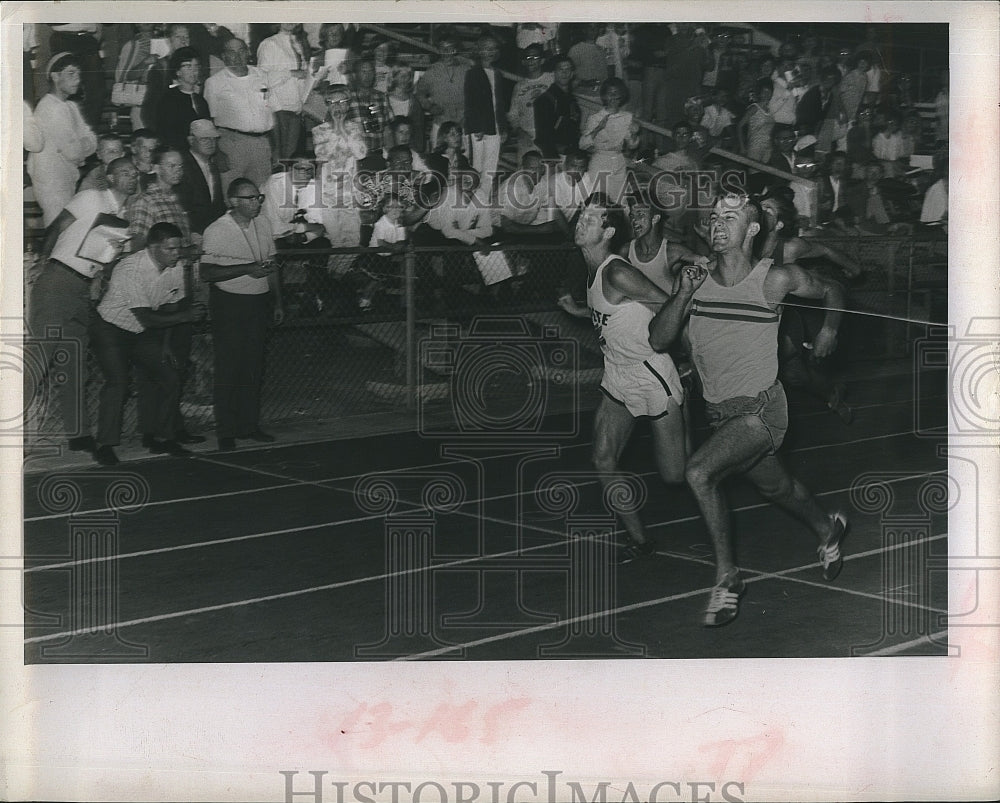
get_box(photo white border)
[2,2,998,801]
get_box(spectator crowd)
[22,21,948,464]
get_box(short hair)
[97,133,123,150]
[130,128,159,144]
[169,46,201,76]
[389,116,412,134]
[107,156,136,176]
[552,55,574,71]
[627,188,666,220]
[599,77,630,105]
[758,186,797,233]
[713,192,762,231]
[227,178,258,198]
[147,221,183,246]
[825,150,848,170]
[584,192,630,252]
[564,148,590,166]
[819,65,841,84]
[151,145,182,165]
[521,150,543,166]
[165,23,189,38]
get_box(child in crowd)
[360,194,408,311]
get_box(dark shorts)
[704,381,789,454]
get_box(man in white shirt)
[204,38,275,190]
[28,157,137,455]
[257,24,308,160]
[201,179,284,451]
[543,149,593,230]
[507,44,553,160]
[91,222,200,465]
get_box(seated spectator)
[383,117,428,173]
[424,121,474,181]
[899,112,923,162]
[507,44,554,160]
[842,161,911,234]
[681,96,715,165]
[385,65,424,153]
[414,32,471,148]
[737,78,775,164]
[814,66,848,156]
[125,146,198,253]
[174,119,229,235]
[357,145,432,250]
[838,52,870,124]
[845,104,876,177]
[78,134,126,192]
[871,112,907,177]
[27,53,97,227]
[652,121,700,172]
[358,193,409,311]
[567,23,609,85]
[816,150,852,225]
[919,152,947,226]
[156,46,211,148]
[768,123,799,176]
[496,150,564,242]
[544,149,592,230]
[700,88,735,142]
[91,222,200,466]
[129,128,161,191]
[533,55,582,159]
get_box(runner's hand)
[679,264,709,294]
[812,327,838,358]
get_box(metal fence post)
[405,245,417,412]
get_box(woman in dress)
[311,83,368,268]
[155,46,211,148]
[578,77,640,204]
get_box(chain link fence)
[23,232,945,449]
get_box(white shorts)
[601,352,684,419]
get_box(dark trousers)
[137,322,193,435]
[26,259,94,439]
[91,317,180,446]
[271,110,303,161]
[209,287,270,438]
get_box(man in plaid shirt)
[347,57,392,155]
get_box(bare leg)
[744,454,834,542]
[591,395,645,543]
[649,398,688,485]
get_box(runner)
[558,193,687,563]
[649,192,848,625]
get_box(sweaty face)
[151,237,183,268]
[574,205,609,248]
[109,164,140,196]
[709,197,755,252]
[629,205,656,238]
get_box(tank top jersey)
[688,258,781,403]
[627,238,673,292]
[587,255,659,367]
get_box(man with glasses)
[200,179,285,452]
[507,44,553,161]
[204,38,275,189]
[648,192,848,627]
[415,32,471,148]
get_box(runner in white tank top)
[558,195,690,564]
[625,191,710,293]
[649,192,849,627]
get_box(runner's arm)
[648,265,707,351]
[768,262,846,358]
[604,259,669,305]
[787,236,863,278]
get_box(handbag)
[111,81,147,107]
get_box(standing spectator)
[845,104,876,176]
[567,23,608,85]
[415,33,471,148]
[496,150,563,242]
[142,24,192,129]
[933,70,948,147]
[78,134,126,192]
[347,57,392,156]
[814,66,848,157]
[793,62,823,135]
[816,150,852,225]
[27,53,97,227]
[257,23,309,160]
[23,100,44,153]
[700,88,736,142]
[129,128,160,191]
[312,83,368,262]
[204,38,276,190]
[662,25,713,128]
[838,52,870,124]
[579,77,640,204]
[920,152,948,225]
[464,34,509,194]
[595,23,630,81]
[124,147,196,252]
[47,24,105,128]
[767,124,799,176]
[114,24,159,130]
[872,112,908,177]
[28,157,138,455]
[533,55,582,159]
[372,39,395,95]
[385,65,424,153]
[507,44,554,161]
[201,179,285,452]
[632,23,671,130]
[175,119,228,235]
[188,23,236,80]
[91,222,199,465]
[156,47,212,149]
[738,78,775,164]
[768,45,803,128]
[545,150,592,228]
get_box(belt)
[219,126,271,137]
[48,258,93,281]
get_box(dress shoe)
[218,437,236,452]
[148,438,191,457]
[94,445,120,466]
[68,435,96,453]
[243,429,276,443]
[174,430,207,444]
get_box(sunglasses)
[233,194,265,202]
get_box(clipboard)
[75,213,131,264]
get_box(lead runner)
[649,191,849,626]
[558,193,689,564]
